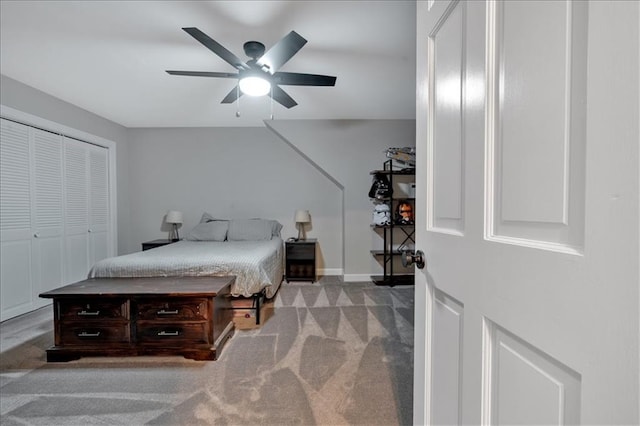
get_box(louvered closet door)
[88,144,109,266]
[31,128,64,307]
[64,138,90,283]
[0,119,33,320]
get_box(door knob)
[402,249,426,269]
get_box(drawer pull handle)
[77,310,100,316]
[157,309,179,315]
[78,331,101,337]
[157,330,179,336]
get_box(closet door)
[31,128,64,307]
[0,119,33,320]
[63,138,110,283]
[63,138,90,283]
[88,144,109,266]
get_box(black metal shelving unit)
[369,159,415,286]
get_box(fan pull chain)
[270,86,274,120]
[235,85,241,118]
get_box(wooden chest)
[39,276,235,362]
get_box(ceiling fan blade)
[269,85,298,109]
[273,71,337,86]
[256,31,307,74]
[221,86,243,104]
[166,70,238,78]
[182,27,249,70]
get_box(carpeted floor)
[0,278,414,425]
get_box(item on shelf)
[395,200,414,225]
[385,147,416,168]
[372,203,391,226]
[369,159,416,286]
[368,172,392,200]
[397,182,416,198]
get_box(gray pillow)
[186,221,228,241]
[200,212,214,223]
[249,218,282,237]
[227,219,273,241]
[269,220,283,237]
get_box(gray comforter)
[88,238,284,298]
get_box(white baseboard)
[318,268,343,276]
[343,273,374,282]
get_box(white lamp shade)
[166,210,183,224]
[295,210,311,223]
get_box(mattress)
[88,238,284,298]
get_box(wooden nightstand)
[142,239,175,251]
[285,238,317,282]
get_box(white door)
[87,144,110,266]
[414,1,639,425]
[31,128,65,306]
[64,137,90,283]
[0,119,34,320]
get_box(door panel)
[486,322,581,425]
[64,138,89,283]
[415,1,639,425]
[32,128,64,302]
[430,1,465,235]
[0,119,33,320]
[486,0,587,251]
[0,240,32,320]
[432,290,463,425]
[88,145,110,265]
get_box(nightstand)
[141,239,175,251]
[285,238,317,282]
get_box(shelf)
[370,158,416,287]
[371,223,415,229]
[370,250,407,256]
[372,197,415,202]
[371,275,415,286]
[370,168,415,175]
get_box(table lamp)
[166,210,183,241]
[295,209,311,240]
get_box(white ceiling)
[0,1,417,128]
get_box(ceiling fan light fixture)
[239,76,271,96]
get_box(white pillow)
[227,219,273,241]
[186,221,228,241]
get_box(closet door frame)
[0,105,118,273]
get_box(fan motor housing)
[243,41,265,59]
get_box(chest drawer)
[136,322,210,345]
[135,298,209,321]
[59,324,130,345]
[57,299,128,321]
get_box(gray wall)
[0,75,132,255]
[267,120,415,279]
[127,121,415,278]
[1,74,416,279]
[126,126,343,273]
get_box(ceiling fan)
[166,28,337,109]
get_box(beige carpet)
[0,278,414,425]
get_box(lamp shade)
[166,210,183,224]
[239,76,271,96]
[295,210,311,224]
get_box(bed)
[88,217,285,322]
